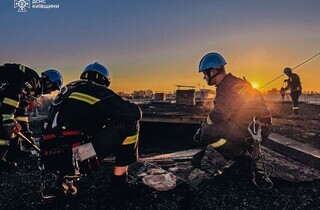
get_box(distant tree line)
[118,90,154,99]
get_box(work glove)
[2,119,22,138]
[280,88,286,97]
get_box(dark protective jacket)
[0,63,42,123]
[43,80,142,135]
[201,73,271,158]
[208,73,271,127]
[285,73,302,92]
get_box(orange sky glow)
[1,1,320,93]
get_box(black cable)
[259,52,320,90]
[259,74,285,90]
[291,52,320,70]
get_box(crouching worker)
[193,53,272,189]
[0,63,62,171]
[40,62,141,199]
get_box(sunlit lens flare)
[251,82,259,89]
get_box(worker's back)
[44,80,141,135]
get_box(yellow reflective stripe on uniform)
[237,86,250,95]
[206,116,213,125]
[122,134,139,145]
[15,116,29,122]
[293,107,299,110]
[2,114,15,121]
[210,138,227,148]
[19,64,26,73]
[0,139,10,146]
[3,97,19,108]
[68,92,100,105]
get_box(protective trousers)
[91,120,139,166]
[290,91,300,115]
[201,121,247,160]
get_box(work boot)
[110,173,131,201]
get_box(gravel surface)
[268,102,320,149]
[1,101,319,209]
[0,157,319,209]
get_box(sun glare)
[251,82,259,89]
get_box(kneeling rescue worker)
[0,63,63,170]
[193,52,273,189]
[41,62,141,198]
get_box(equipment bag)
[72,142,100,174]
[40,132,81,174]
[40,132,100,175]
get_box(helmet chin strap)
[206,68,222,81]
[105,80,111,87]
[42,79,58,94]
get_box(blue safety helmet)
[199,52,227,73]
[41,69,63,90]
[81,62,111,86]
[283,67,292,74]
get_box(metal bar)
[17,132,41,152]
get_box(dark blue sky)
[1,0,320,92]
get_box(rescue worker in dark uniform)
[0,63,63,170]
[194,52,272,185]
[281,67,302,115]
[42,62,141,198]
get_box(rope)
[247,118,274,190]
[259,51,320,90]
[251,152,274,191]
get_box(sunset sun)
[251,82,260,89]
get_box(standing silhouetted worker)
[282,67,302,115]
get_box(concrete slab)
[142,117,203,124]
[139,148,320,182]
[262,146,320,182]
[265,133,320,170]
[143,149,203,164]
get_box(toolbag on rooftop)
[40,131,100,175]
